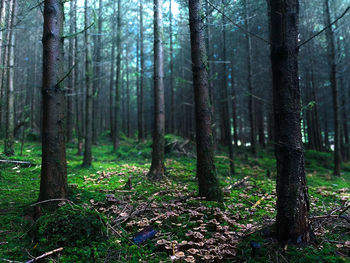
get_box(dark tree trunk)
[268,0,310,244]
[324,0,341,175]
[39,0,68,201]
[83,0,93,167]
[148,0,165,179]
[169,0,175,134]
[66,0,74,144]
[244,0,256,154]
[189,0,222,201]
[220,0,234,175]
[109,1,116,141]
[113,0,122,150]
[138,0,145,142]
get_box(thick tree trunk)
[148,0,165,179]
[4,0,16,156]
[39,0,68,201]
[324,0,341,176]
[83,0,93,167]
[189,0,222,201]
[113,0,121,150]
[268,0,310,243]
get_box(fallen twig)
[30,199,73,207]
[25,247,64,263]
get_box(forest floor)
[0,135,349,263]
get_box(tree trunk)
[268,0,310,244]
[109,1,116,141]
[113,0,121,150]
[324,0,341,176]
[244,0,256,154]
[189,0,222,201]
[220,0,234,175]
[66,0,75,144]
[138,0,145,142]
[0,0,7,127]
[4,0,16,156]
[169,0,175,134]
[83,0,93,167]
[39,0,68,201]
[148,0,165,179]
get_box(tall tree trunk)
[113,0,121,150]
[109,1,116,141]
[138,0,145,142]
[126,47,131,137]
[83,0,93,167]
[169,0,175,134]
[189,0,222,201]
[92,0,102,144]
[66,0,75,144]
[221,0,234,174]
[0,0,6,127]
[244,0,256,154]
[4,0,16,156]
[39,0,68,201]
[148,0,165,179]
[324,0,341,175]
[268,0,310,243]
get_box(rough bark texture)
[39,0,68,201]
[4,0,15,156]
[189,0,222,201]
[83,0,93,167]
[148,0,165,179]
[324,0,341,176]
[268,0,310,243]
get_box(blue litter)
[133,226,158,244]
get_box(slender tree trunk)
[189,0,222,201]
[4,0,16,156]
[148,0,165,179]
[0,0,7,127]
[109,1,116,141]
[244,0,256,154]
[113,0,121,150]
[324,0,341,175]
[221,0,234,174]
[169,0,175,134]
[66,0,75,144]
[268,0,310,243]
[39,0,68,201]
[126,47,131,137]
[83,0,93,167]
[138,0,145,142]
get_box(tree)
[39,0,68,201]
[138,0,145,142]
[148,0,166,179]
[324,0,341,176]
[189,0,222,201]
[83,0,93,167]
[267,0,310,243]
[3,0,16,156]
[113,0,122,151]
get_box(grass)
[0,136,349,262]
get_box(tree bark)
[83,0,93,167]
[148,0,165,179]
[109,1,116,141]
[113,0,121,151]
[138,0,145,142]
[268,0,310,243]
[169,0,175,134]
[324,0,341,176]
[189,0,222,201]
[4,0,16,156]
[39,0,68,201]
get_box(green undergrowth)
[0,136,349,262]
